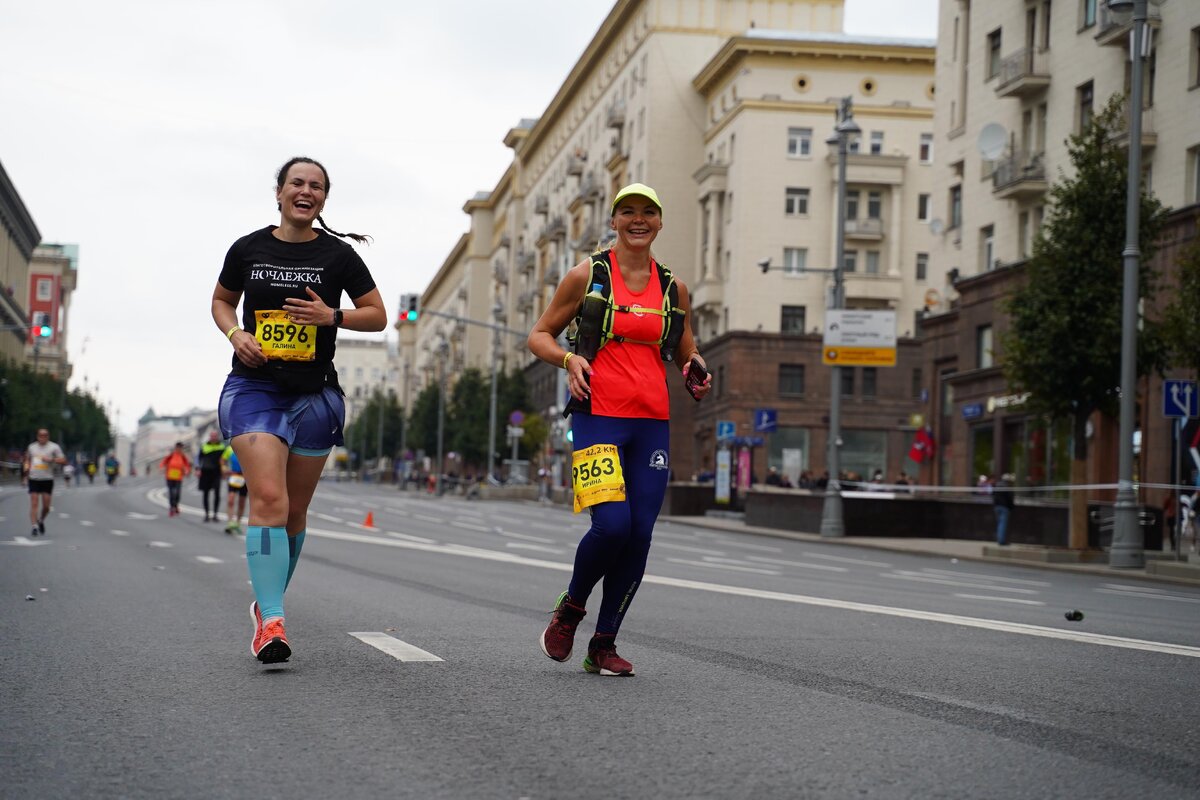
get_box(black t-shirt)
[218,226,376,379]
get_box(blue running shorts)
[218,375,345,456]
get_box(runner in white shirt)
[22,428,66,537]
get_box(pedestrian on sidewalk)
[212,156,386,665]
[22,428,66,537]
[160,442,193,517]
[994,472,1015,546]
[528,183,709,676]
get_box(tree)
[405,382,440,457]
[0,361,111,458]
[448,367,489,469]
[343,388,403,465]
[1002,94,1167,549]
[1160,232,1200,377]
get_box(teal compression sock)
[286,530,306,590]
[247,526,289,621]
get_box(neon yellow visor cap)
[611,183,662,216]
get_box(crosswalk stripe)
[195,556,223,564]
[349,632,443,662]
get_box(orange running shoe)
[248,601,263,656]
[253,618,291,664]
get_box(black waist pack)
[266,362,339,396]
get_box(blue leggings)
[567,413,670,635]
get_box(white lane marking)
[505,542,566,554]
[953,593,1047,606]
[128,512,157,520]
[498,530,555,544]
[347,522,379,531]
[314,513,344,523]
[801,551,894,568]
[667,557,781,576]
[710,539,782,553]
[301,526,1200,659]
[349,632,444,662]
[58,512,70,518]
[526,521,570,533]
[79,520,95,527]
[922,568,1051,587]
[195,556,223,564]
[452,508,485,519]
[652,541,726,557]
[451,520,490,533]
[882,571,1040,595]
[1,536,52,547]
[1096,588,1200,604]
[110,530,130,537]
[745,555,849,573]
[386,531,436,544]
[149,541,174,548]
[413,514,444,524]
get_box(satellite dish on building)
[977,123,1007,160]
[929,218,945,236]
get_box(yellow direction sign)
[823,310,896,367]
[822,346,896,366]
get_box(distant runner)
[22,428,66,537]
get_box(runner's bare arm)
[212,283,266,368]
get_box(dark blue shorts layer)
[218,375,345,456]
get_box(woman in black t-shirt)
[211,156,386,664]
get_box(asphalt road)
[3,477,1199,799]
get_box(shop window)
[841,429,887,482]
[768,427,811,483]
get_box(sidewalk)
[660,514,1200,588]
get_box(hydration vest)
[569,249,685,362]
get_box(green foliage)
[1002,94,1167,442]
[343,388,403,461]
[448,367,489,465]
[405,383,440,456]
[0,360,112,458]
[1159,231,1200,377]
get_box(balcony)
[606,102,626,129]
[1111,103,1157,152]
[517,290,536,312]
[995,48,1050,98]
[566,156,585,177]
[544,267,561,286]
[493,260,508,285]
[992,151,1048,200]
[844,217,884,241]
[545,215,566,239]
[533,196,549,215]
[516,249,535,274]
[498,232,511,249]
[1095,5,1160,48]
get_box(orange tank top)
[589,253,669,419]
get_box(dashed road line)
[1096,588,1200,604]
[922,567,1051,587]
[882,571,1040,595]
[801,551,893,568]
[504,542,565,554]
[745,555,849,573]
[195,556,223,564]
[110,530,130,536]
[149,541,174,548]
[953,593,1047,606]
[497,530,555,544]
[79,520,95,527]
[667,557,781,576]
[386,531,436,544]
[413,514,444,524]
[314,513,344,523]
[451,520,491,533]
[349,632,444,662]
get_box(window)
[783,247,808,277]
[869,131,884,155]
[781,305,807,335]
[949,185,963,229]
[843,249,858,273]
[1189,146,1200,205]
[848,135,861,155]
[981,225,995,271]
[1041,0,1053,51]
[1191,27,1200,88]
[1077,80,1094,132]
[1018,212,1030,258]
[355,367,364,379]
[916,252,928,281]
[919,133,934,164]
[1082,0,1096,29]
[846,190,860,220]
[36,278,52,301]
[787,127,813,157]
[912,367,923,399]
[785,188,810,215]
[866,251,881,275]
[862,368,877,398]
[841,368,855,396]
[987,29,1002,79]
[867,191,882,220]
[977,325,994,369]
[779,364,806,395]
[918,193,931,222]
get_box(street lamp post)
[487,302,502,485]
[1110,0,1148,569]
[820,97,859,539]
[435,337,448,496]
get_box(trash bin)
[1087,502,1163,551]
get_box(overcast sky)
[0,0,937,436]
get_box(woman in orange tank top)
[528,183,711,676]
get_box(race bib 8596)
[255,309,316,362]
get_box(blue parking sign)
[753,408,777,433]
[1163,379,1198,418]
[716,420,736,441]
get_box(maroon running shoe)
[582,633,634,676]
[539,591,586,662]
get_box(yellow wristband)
[226,325,240,341]
[562,352,574,370]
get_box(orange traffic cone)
[363,511,375,528]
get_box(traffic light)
[31,311,52,338]
[399,293,420,323]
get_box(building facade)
[0,159,40,366]
[27,243,78,381]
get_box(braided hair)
[275,157,372,244]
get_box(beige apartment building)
[403,0,946,481]
[930,0,1200,285]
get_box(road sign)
[753,408,777,433]
[822,310,896,367]
[1163,379,1198,418]
[508,410,525,425]
[506,425,523,439]
[716,420,736,441]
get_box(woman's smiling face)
[276,162,327,227]
[610,195,662,248]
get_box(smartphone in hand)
[683,362,708,402]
